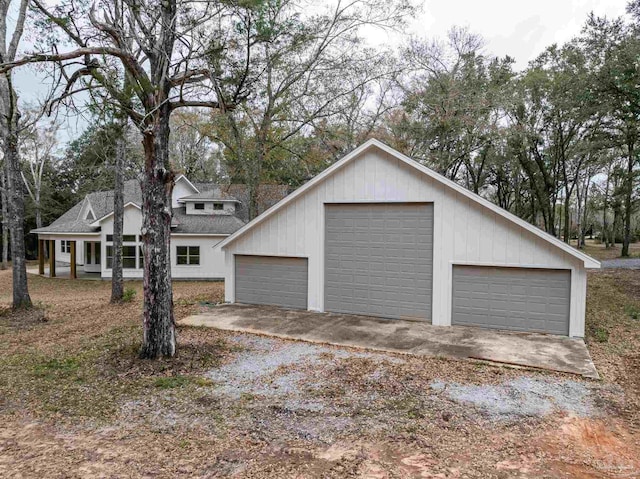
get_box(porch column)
[70,241,77,279]
[49,240,56,278]
[38,239,45,275]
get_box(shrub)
[122,287,137,303]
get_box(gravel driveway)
[601,258,640,269]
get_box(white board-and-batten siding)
[223,147,588,337]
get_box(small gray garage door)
[325,203,433,321]
[235,255,308,309]
[452,266,571,335]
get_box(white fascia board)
[218,139,601,269]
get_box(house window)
[60,240,71,253]
[176,246,200,265]
[194,203,205,210]
[213,203,223,210]
[106,245,137,269]
[139,245,144,270]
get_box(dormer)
[172,175,199,208]
[178,191,240,215]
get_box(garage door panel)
[325,203,433,321]
[452,266,570,335]
[235,255,308,309]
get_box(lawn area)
[1,269,639,478]
[576,239,640,261]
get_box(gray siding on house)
[235,255,308,309]
[451,265,571,335]
[324,203,434,321]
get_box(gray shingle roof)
[32,180,143,234]
[171,207,246,234]
[31,199,98,234]
[31,179,275,236]
[179,190,239,201]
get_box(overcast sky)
[410,0,628,70]
[9,0,630,145]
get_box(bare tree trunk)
[3,126,32,308]
[576,178,584,249]
[621,141,635,257]
[577,170,593,249]
[34,206,41,229]
[139,110,175,359]
[602,168,610,248]
[0,0,30,307]
[0,170,8,270]
[110,127,125,303]
[613,205,621,246]
[563,194,571,244]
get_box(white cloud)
[403,0,629,69]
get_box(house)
[32,176,287,280]
[218,139,601,337]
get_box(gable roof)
[90,201,141,226]
[175,174,200,194]
[218,139,600,269]
[31,180,143,234]
[31,178,286,236]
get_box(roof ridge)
[217,139,600,269]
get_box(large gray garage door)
[325,203,433,321]
[235,255,308,309]
[452,266,571,335]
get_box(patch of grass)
[32,357,82,379]
[122,287,137,303]
[592,327,610,343]
[625,304,640,320]
[153,375,193,389]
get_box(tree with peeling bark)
[21,116,59,232]
[1,168,8,270]
[0,0,32,308]
[111,121,126,303]
[0,0,254,357]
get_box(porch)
[34,236,101,280]
[26,265,102,280]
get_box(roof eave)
[218,139,602,270]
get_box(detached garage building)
[218,140,600,337]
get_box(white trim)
[218,139,601,269]
[178,198,240,203]
[78,197,96,222]
[90,201,141,226]
[449,260,573,270]
[33,232,100,237]
[170,233,230,237]
[175,174,200,194]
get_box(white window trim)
[175,245,201,266]
[105,235,143,270]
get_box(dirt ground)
[1,267,639,478]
